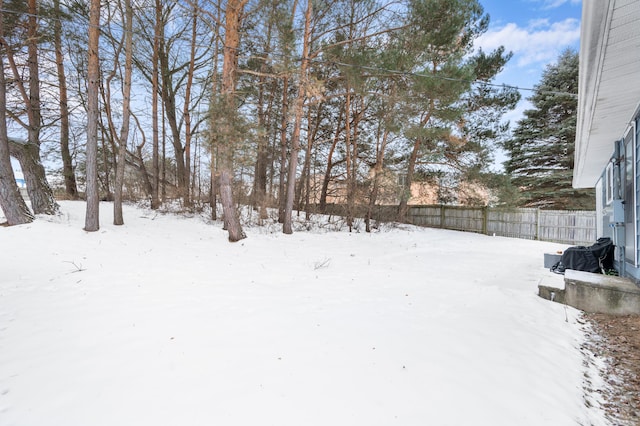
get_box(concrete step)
[538,269,640,315]
[538,273,566,304]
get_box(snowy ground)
[0,201,611,425]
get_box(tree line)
[0,0,588,240]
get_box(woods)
[0,0,521,237]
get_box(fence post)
[536,208,541,241]
[482,206,488,235]
[440,205,445,228]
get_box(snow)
[0,201,611,425]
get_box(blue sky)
[477,0,581,119]
[475,0,582,168]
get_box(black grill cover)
[560,237,614,273]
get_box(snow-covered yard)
[0,201,610,425]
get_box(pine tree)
[0,0,33,225]
[504,49,594,209]
[84,0,101,232]
[392,0,517,219]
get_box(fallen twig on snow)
[64,261,86,273]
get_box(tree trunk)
[218,168,244,239]
[0,147,33,225]
[161,103,167,202]
[0,6,33,225]
[182,2,198,209]
[301,105,320,219]
[344,88,353,230]
[398,138,421,222]
[295,107,316,215]
[216,0,247,242]
[254,137,269,219]
[208,1,221,221]
[278,76,288,223]
[85,0,101,231]
[8,139,56,215]
[1,1,57,215]
[303,107,322,220]
[100,132,114,201]
[54,0,78,199]
[294,146,306,212]
[159,44,186,199]
[365,168,379,232]
[319,110,343,212]
[19,0,58,215]
[151,0,161,209]
[114,0,134,225]
[129,147,152,197]
[348,102,363,230]
[283,0,312,235]
[209,172,217,220]
[253,59,273,220]
[128,112,154,199]
[366,128,389,232]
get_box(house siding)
[597,112,640,281]
[630,115,640,276]
[574,0,640,285]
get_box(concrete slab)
[564,270,640,315]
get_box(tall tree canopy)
[503,49,595,209]
[0,0,520,235]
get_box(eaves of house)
[574,0,640,188]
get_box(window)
[605,161,614,205]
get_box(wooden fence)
[405,206,597,246]
[321,204,597,246]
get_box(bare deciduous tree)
[113,0,134,225]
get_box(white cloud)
[539,0,581,10]
[476,18,580,67]
[527,18,553,30]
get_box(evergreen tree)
[504,49,594,209]
[391,0,517,218]
[84,0,101,232]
